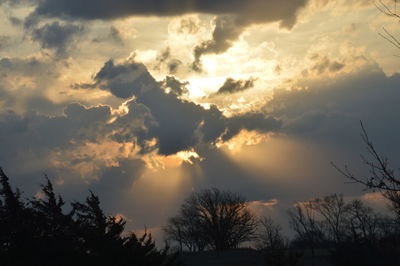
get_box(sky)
[0,0,399,238]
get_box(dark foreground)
[182,249,334,266]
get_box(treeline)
[164,189,400,266]
[162,124,400,265]
[2,165,400,266]
[287,194,400,265]
[0,168,182,266]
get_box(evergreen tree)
[0,167,182,266]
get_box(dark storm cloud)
[31,21,84,57]
[93,60,159,98]
[0,101,150,199]
[0,57,281,228]
[26,0,308,22]
[0,103,112,154]
[0,107,146,222]
[91,59,281,155]
[191,0,309,71]
[215,77,256,95]
[192,16,241,70]
[267,65,400,158]
[19,0,308,70]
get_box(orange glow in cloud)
[143,149,202,169]
[50,141,136,180]
[217,130,270,153]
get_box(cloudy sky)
[0,0,399,236]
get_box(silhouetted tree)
[331,121,400,264]
[164,214,206,252]
[346,199,382,245]
[29,176,77,263]
[289,192,400,265]
[165,188,257,251]
[257,216,304,266]
[333,122,400,218]
[256,216,285,250]
[309,194,349,245]
[0,167,182,266]
[288,201,325,257]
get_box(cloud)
[0,103,112,152]
[92,26,124,44]
[176,16,201,35]
[0,35,10,50]
[267,63,400,161]
[108,26,123,44]
[0,56,63,114]
[182,144,276,198]
[160,75,188,96]
[31,21,84,57]
[20,0,308,70]
[192,16,243,71]
[8,16,22,26]
[26,0,307,21]
[0,103,114,192]
[308,54,345,75]
[154,47,183,75]
[191,0,309,71]
[0,57,281,229]
[0,104,146,221]
[0,58,281,198]
[1,58,398,234]
[214,77,255,95]
[88,59,281,155]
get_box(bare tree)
[309,194,349,244]
[164,188,257,251]
[288,201,324,257]
[375,0,400,52]
[346,199,382,245]
[164,208,206,252]
[256,216,286,250]
[332,122,400,217]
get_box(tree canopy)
[0,167,182,266]
[164,188,257,251]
